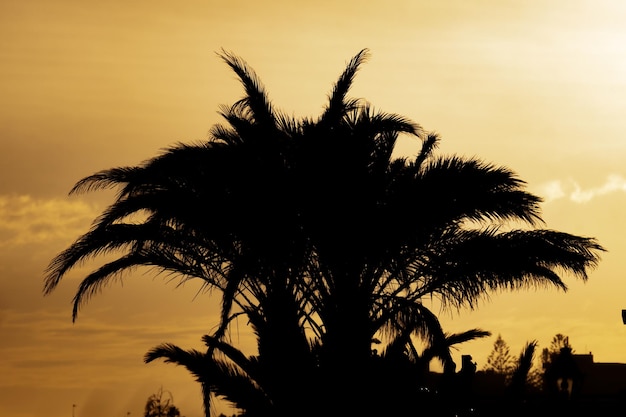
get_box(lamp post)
[72,404,76,417]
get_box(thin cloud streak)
[0,194,100,247]
[535,174,626,203]
[0,307,223,389]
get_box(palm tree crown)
[44,49,604,417]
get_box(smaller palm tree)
[508,340,539,397]
[144,387,181,417]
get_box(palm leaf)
[319,48,370,126]
[217,49,276,132]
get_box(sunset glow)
[2,1,626,416]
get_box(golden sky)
[2,1,626,416]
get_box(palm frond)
[145,343,272,417]
[416,155,544,226]
[420,329,491,372]
[414,228,604,310]
[217,49,276,131]
[69,167,141,195]
[378,299,444,347]
[415,132,440,169]
[509,340,538,395]
[319,48,370,125]
[202,335,259,378]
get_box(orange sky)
[2,1,626,416]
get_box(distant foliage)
[486,336,543,395]
[484,334,514,378]
[541,333,573,369]
[144,387,181,417]
[541,333,581,396]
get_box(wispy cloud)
[0,194,100,247]
[0,307,219,389]
[534,174,626,203]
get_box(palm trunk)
[256,277,315,417]
[319,275,375,416]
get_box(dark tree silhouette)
[144,387,182,417]
[44,49,605,417]
[484,334,514,378]
[541,334,583,400]
[542,333,573,370]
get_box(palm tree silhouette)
[45,49,604,417]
